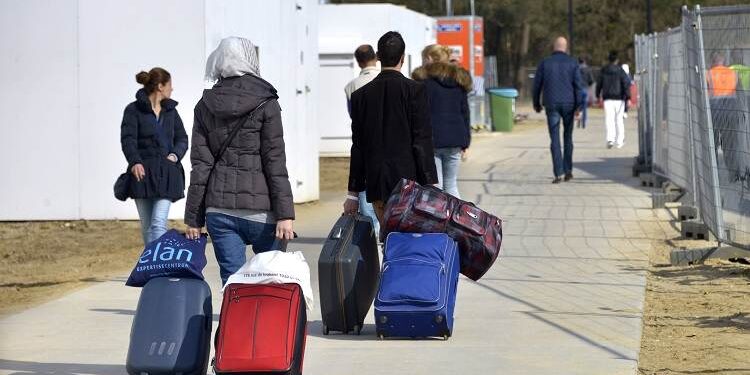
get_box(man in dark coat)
[343,31,438,225]
[533,36,585,183]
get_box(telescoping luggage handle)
[278,232,299,251]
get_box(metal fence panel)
[665,29,694,197]
[647,27,696,205]
[636,34,654,167]
[684,6,725,241]
[636,5,750,249]
[698,5,750,247]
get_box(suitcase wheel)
[322,324,330,335]
[443,331,452,340]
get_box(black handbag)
[114,170,131,201]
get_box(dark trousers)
[711,96,748,179]
[545,104,576,177]
[580,91,589,128]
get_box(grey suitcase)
[126,277,212,375]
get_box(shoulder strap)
[209,99,271,174]
[198,99,272,218]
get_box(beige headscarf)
[205,37,260,81]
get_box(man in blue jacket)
[533,37,585,183]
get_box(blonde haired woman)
[413,44,472,198]
[421,44,452,65]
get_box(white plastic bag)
[224,251,314,310]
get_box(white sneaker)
[607,141,614,149]
[616,143,625,149]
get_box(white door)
[319,55,356,156]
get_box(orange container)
[436,17,484,76]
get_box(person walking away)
[708,52,741,183]
[344,44,381,238]
[120,67,188,245]
[532,36,585,183]
[577,56,595,129]
[184,37,295,285]
[343,31,438,228]
[412,44,472,198]
[596,51,631,149]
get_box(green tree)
[331,0,744,91]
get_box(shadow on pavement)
[307,320,460,341]
[471,280,636,360]
[307,320,379,340]
[573,157,650,189]
[0,359,125,375]
[90,308,134,316]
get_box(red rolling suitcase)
[213,283,307,375]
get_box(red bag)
[214,283,307,375]
[383,179,503,281]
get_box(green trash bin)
[489,88,519,132]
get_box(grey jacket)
[184,74,295,228]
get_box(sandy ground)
[638,236,750,375]
[0,220,187,316]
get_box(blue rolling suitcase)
[374,233,460,340]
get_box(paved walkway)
[0,110,674,375]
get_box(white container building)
[0,0,319,220]
[317,4,436,157]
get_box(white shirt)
[345,66,380,101]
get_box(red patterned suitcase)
[214,283,307,375]
[383,179,503,281]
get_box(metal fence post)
[682,8,699,211]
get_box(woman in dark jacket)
[184,37,295,285]
[120,67,188,245]
[412,44,472,198]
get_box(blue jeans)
[358,191,380,241]
[134,198,171,245]
[434,147,462,198]
[545,104,575,177]
[206,213,280,285]
[580,91,589,128]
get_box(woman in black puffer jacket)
[120,67,188,245]
[184,37,295,285]
[412,44,472,199]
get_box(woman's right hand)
[186,226,203,240]
[130,163,145,182]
